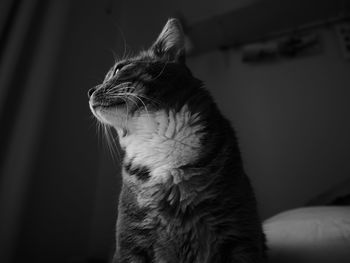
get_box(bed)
[264,179,350,263]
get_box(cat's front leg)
[112,256,145,263]
[113,225,154,263]
[229,245,267,263]
[112,249,152,263]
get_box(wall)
[188,27,350,219]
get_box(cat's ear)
[150,18,186,63]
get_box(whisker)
[109,49,120,65]
[109,126,122,161]
[104,124,122,161]
[111,91,162,108]
[103,125,114,160]
[107,82,133,94]
[125,93,151,120]
[108,91,152,123]
[97,121,102,146]
[137,94,162,107]
[107,16,130,61]
[124,96,129,130]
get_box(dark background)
[0,0,349,262]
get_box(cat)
[88,18,266,263]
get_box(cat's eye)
[113,64,124,76]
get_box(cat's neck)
[118,104,204,175]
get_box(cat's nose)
[88,87,96,98]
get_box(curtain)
[0,1,69,262]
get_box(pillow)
[263,206,350,263]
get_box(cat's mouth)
[90,98,126,109]
[88,82,147,126]
[90,98,128,118]
[89,99,129,127]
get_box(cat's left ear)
[150,18,186,63]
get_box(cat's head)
[88,18,203,131]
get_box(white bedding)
[263,206,350,263]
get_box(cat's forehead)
[104,52,159,82]
[118,51,155,63]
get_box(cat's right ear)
[150,18,186,63]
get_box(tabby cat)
[88,18,266,263]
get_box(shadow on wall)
[1,0,124,263]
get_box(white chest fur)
[119,105,203,181]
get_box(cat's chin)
[92,105,129,128]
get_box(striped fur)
[89,18,266,263]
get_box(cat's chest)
[119,106,203,174]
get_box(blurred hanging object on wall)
[278,33,321,58]
[242,33,322,63]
